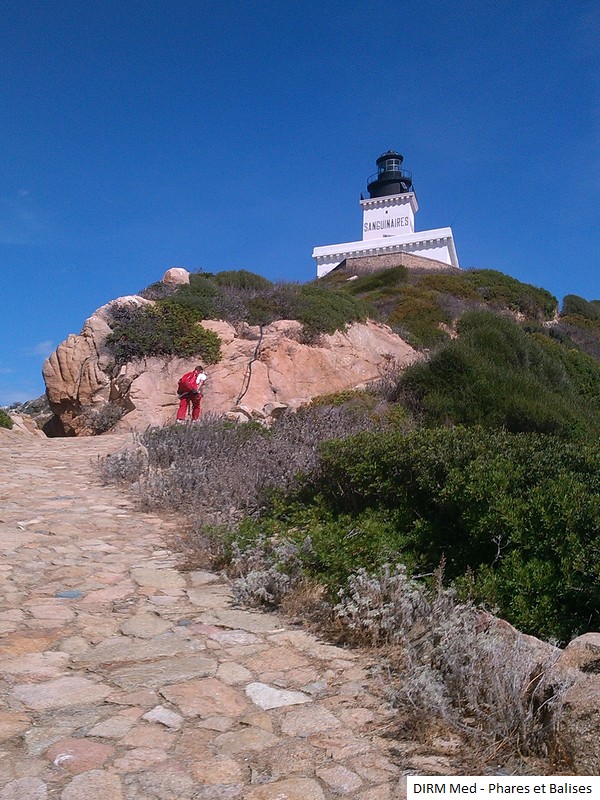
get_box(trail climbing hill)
[0,432,459,799]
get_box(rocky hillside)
[41,268,416,436]
[35,260,600,436]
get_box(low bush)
[327,267,557,349]
[105,301,222,367]
[139,281,178,301]
[397,311,600,439]
[245,284,301,326]
[387,285,451,348]
[213,269,273,291]
[293,284,370,337]
[307,389,374,408]
[101,401,380,527]
[555,317,600,361]
[345,265,408,294]
[458,269,557,320]
[417,272,481,301]
[334,566,568,759]
[160,271,370,339]
[0,408,13,429]
[226,548,569,761]
[259,425,600,642]
[561,294,600,321]
[79,402,126,434]
[168,273,221,319]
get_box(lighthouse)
[312,151,459,278]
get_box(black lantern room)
[366,150,413,198]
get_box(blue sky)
[1,0,598,405]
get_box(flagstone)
[60,770,123,800]
[197,716,235,732]
[22,708,109,756]
[27,604,75,622]
[216,662,253,685]
[239,710,273,732]
[202,609,285,634]
[131,567,186,591]
[188,570,223,586]
[108,653,217,689]
[120,724,176,749]
[79,583,136,604]
[112,747,170,771]
[72,633,206,667]
[0,777,48,800]
[214,727,280,754]
[127,764,196,800]
[11,677,111,711]
[280,706,341,737]
[191,755,246,784]
[105,688,160,707]
[356,786,393,800]
[0,433,428,797]
[208,629,261,645]
[346,753,400,783]
[316,764,363,792]
[87,709,141,738]
[246,778,326,800]
[142,704,184,729]
[0,711,31,742]
[45,737,115,774]
[0,651,70,680]
[160,678,249,718]
[57,636,89,655]
[119,612,172,638]
[245,682,311,710]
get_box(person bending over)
[176,365,207,422]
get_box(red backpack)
[177,371,197,394]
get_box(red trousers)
[177,392,201,421]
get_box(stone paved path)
[0,430,452,799]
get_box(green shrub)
[561,294,600,321]
[294,284,370,337]
[169,273,221,318]
[387,285,451,348]
[398,310,600,439]
[213,270,273,291]
[417,272,481,301]
[245,283,370,336]
[139,281,178,301]
[307,389,372,408]
[80,402,126,434]
[459,269,557,320]
[345,265,408,294]
[555,317,600,362]
[0,408,13,429]
[105,301,221,367]
[246,284,301,326]
[532,333,600,408]
[254,426,600,641]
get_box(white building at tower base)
[312,158,459,278]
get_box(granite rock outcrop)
[42,295,417,435]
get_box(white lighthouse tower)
[313,151,459,278]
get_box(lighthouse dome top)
[367,149,413,198]
[375,150,404,169]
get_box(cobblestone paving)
[0,431,454,799]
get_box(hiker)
[176,365,207,423]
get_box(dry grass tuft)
[101,404,379,527]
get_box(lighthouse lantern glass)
[380,158,401,174]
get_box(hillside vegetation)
[101,263,600,641]
[102,264,600,769]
